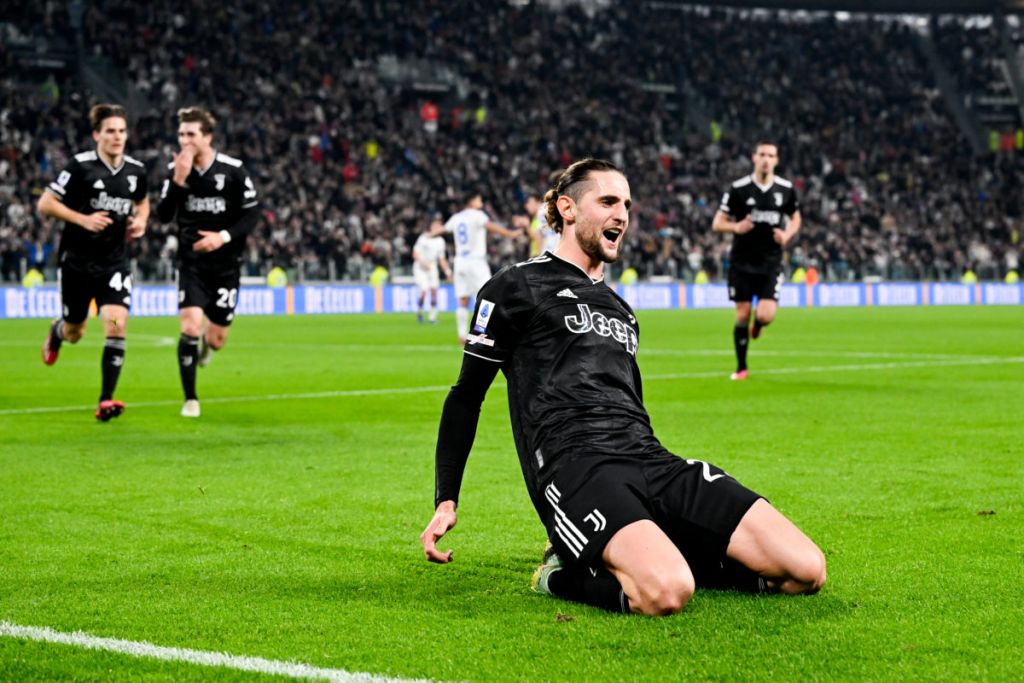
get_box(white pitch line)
[0,384,453,416]
[0,621,434,683]
[646,355,1024,381]
[1,355,1021,418]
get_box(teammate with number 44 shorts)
[156,107,260,418]
[38,104,149,421]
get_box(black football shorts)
[59,260,132,324]
[177,262,241,327]
[728,267,784,302]
[537,450,762,581]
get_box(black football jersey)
[719,174,800,273]
[465,252,662,507]
[158,152,258,268]
[46,150,147,271]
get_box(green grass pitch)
[1,306,1022,681]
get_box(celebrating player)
[413,217,451,324]
[712,141,802,380]
[443,191,522,344]
[420,159,825,616]
[38,103,149,421]
[156,107,260,418]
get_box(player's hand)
[127,215,147,240]
[79,211,113,233]
[772,228,788,245]
[193,230,225,253]
[172,148,195,185]
[420,501,457,564]
[734,216,754,235]
[512,214,529,230]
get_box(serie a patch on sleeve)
[473,299,495,333]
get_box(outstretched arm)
[485,221,522,239]
[420,352,501,563]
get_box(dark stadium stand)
[1,1,1021,283]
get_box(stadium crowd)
[1,1,1021,284]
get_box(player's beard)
[575,221,622,263]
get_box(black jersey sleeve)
[783,187,800,216]
[131,169,148,202]
[156,177,186,223]
[462,266,534,364]
[434,353,501,507]
[719,184,744,218]
[433,266,534,507]
[225,167,260,241]
[47,158,84,207]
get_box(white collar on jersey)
[751,174,775,192]
[98,153,125,175]
[549,250,604,284]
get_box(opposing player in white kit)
[444,192,522,343]
[413,217,451,324]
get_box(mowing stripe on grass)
[0,621,436,683]
[1,354,1020,417]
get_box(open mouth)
[603,228,623,244]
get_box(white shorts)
[453,260,491,300]
[414,265,440,291]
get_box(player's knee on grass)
[632,568,695,616]
[780,547,826,595]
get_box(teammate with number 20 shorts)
[156,107,260,418]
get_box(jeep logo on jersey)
[750,209,782,225]
[90,192,132,215]
[563,303,638,355]
[472,299,495,333]
[185,196,228,214]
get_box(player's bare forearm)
[129,197,150,238]
[776,212,801,246]
[486,222,521,239]
[192,230,228,253]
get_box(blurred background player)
[38,103,149,421]
[156,107,260,418]
[412,216,451,324]
[443,191,522,344]
[523,192,560,257]
[712,141,801,380]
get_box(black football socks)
[178,334,200,400]
[549,564,631,614]
[733,323,749,372]
[100,336,126,401]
